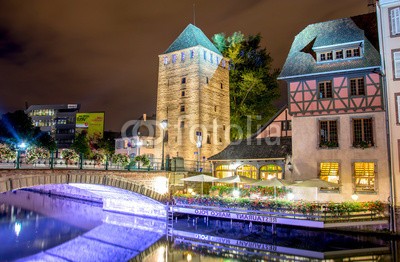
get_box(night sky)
[0,0,370,132]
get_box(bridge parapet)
[0,169,169,203]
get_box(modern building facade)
[156,24,230,164]
[377,0,400,228]
[26,104,80,150]
[278,13,390,202]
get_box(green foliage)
[91,150,106,165]
[61,149,79,165]
[25,146,50,164]
[134,155,150,167]
[112,153,130,167]
[212,32,280,140]
[71,132,91,158]
[0,144,16,160]
[95,133,115,156]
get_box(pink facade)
[255,107,292,139]
[289,73,383,116]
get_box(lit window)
[335,50,343,59]
[180,105,185,112]
[353,118,374,147]
[172,54,177,63]
[390,7,400,36]
[320,162,339,183]
[318,81,332,98]
[354,162,375,193]
[163,56,168,65]
[260,164,282,180]
[181,77,186,84]
[215,165,234,178]
[320,162,340,191]
[236,165,257,179]
[350,78,365,96]
[319,120,338,148]
[394,51,400,79]
[181,52,185,61]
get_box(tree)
[71,132,91,158]
[96,132,116,157]
[212,32,280,140]
[0,110,56,150]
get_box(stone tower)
[156,24,230,164]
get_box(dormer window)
[181,52,185,62]
[316,43,362,63]
[345,47,361,58]
[320,52,333,61]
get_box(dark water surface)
[0,189,398,261]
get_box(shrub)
[0,144,16,160]
[26,147,50,164]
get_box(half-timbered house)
[278,13,390,202]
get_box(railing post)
[16,150,21,169]
[50,151,54,170]
[79,153,83,170]
[105,155,109,170]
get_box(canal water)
[0,189,398,261]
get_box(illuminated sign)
[76,112,105,141]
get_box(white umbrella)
[291,178,340,201]
[181,174,218,195]
[251,177,292,198]
[214,175,258,184]
[292,178,339,188]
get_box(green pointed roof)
[164,24,221,55]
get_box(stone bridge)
[0,169,170,203]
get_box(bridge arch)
[0,170,168,203]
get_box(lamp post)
[196,132,202,172]
[160,120,168,170]
[137,139,143,170]
[16,142,27,169]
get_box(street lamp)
[196,132,202,172]
[137,139,143,169]
[16,142,27,169]
[160,120,168,170]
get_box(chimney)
[143,113,147,121]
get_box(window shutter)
[391,7,400,35]
[394,52,400,79]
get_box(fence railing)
[0,157,212,173]
[172,202,387,223]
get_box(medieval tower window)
[206,77,209,84]
[180,105,185,112]
[181,77,186,84]
[181,91,185,97]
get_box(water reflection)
[0,189,398,261]
[0,202,89,261]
